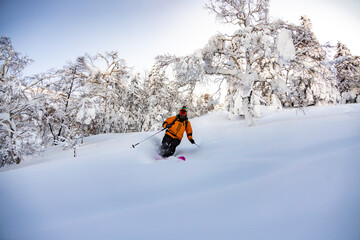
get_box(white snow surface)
[1,104,360,240]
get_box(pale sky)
[1,0,359,76]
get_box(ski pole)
[131,128,166,148]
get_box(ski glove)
[165,124,172,129]
[190,139,195,144]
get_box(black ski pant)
[160,134,181,157]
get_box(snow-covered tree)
[25,61,89,156]
[76,52,131,134]
[0,36,42,166]
[164,2,343,125]
[142,62,180,130]
[157,0,276,125]
[334,42,360,103]
[194,93,216,116]
[28,51,133,155]
[49,66,83,143]
[284,16,340,107]
[205,0,270,27]
[125,73,147,132]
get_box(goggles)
[179,109,187,115]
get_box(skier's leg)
[165,139,181,157]
[159,135,173,157]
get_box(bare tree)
[205,0,270,27]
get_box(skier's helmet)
[179,106,187,116]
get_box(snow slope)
[1,104,360,240]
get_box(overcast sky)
[1,0,359,76]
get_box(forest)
[1,0,359,167]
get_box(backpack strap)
[169,115,188,128]
[171,116,179,126]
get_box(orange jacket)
[163,115,193,141]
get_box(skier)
[159,106,196,158]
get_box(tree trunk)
[243,96,254,126]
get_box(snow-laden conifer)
[334,42,360,103]
[285,16,340,107]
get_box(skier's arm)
[186,121,195,143]
[162,116,176,129]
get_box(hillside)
[1,104,360,240]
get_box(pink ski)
[154,156,186,161]
[177,156,186,161]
